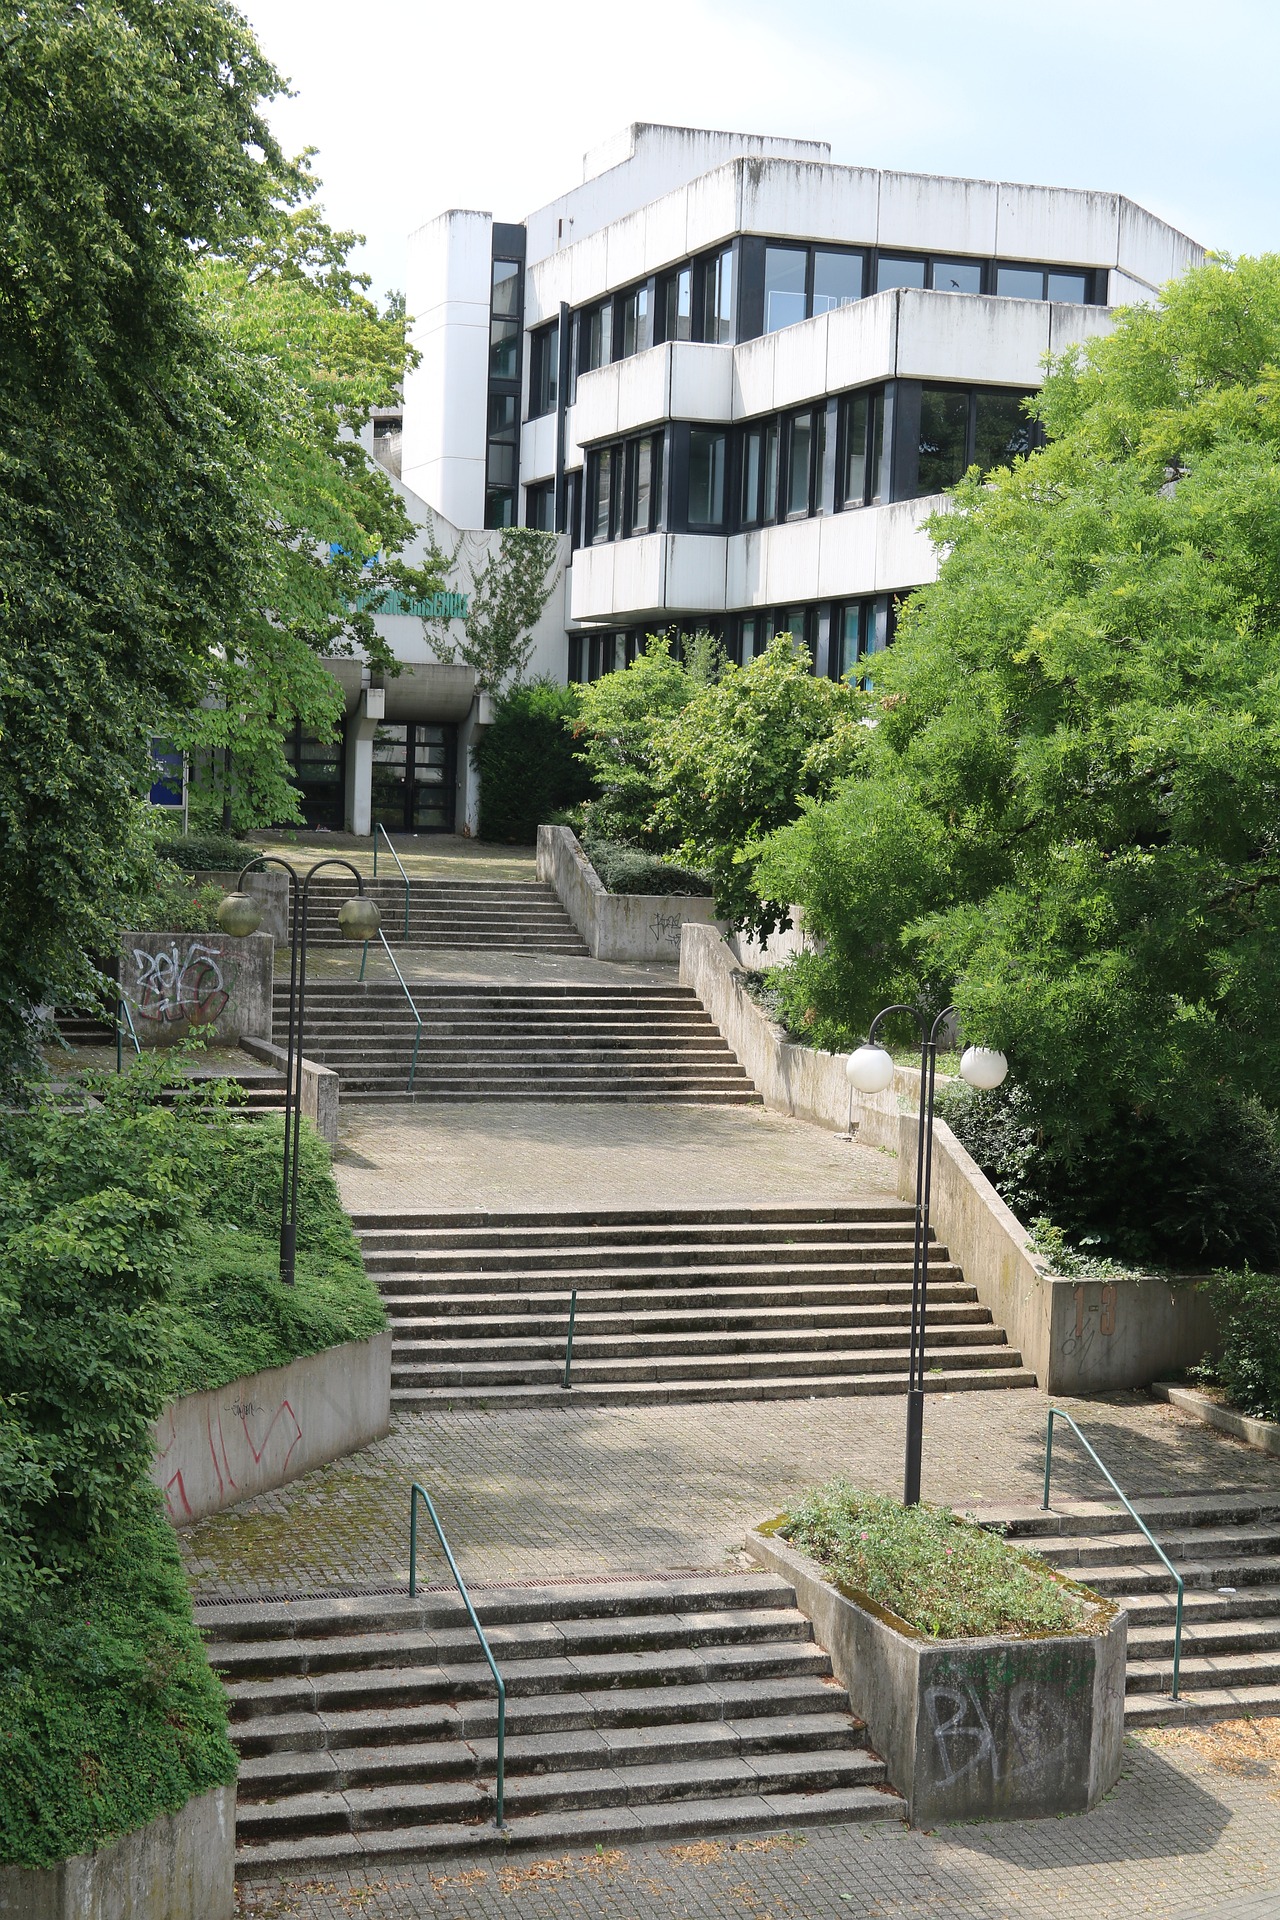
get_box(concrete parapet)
[1154,1383,1280,1459]
[206,867,291,944]
[151,1333,391,1525]
[0,1784,235,1920]
[238,1035,339,1145]
[537,823,719,963]
[747,1526,1126,1826]
[118,929,273,1048]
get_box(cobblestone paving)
[181,1390,1280,1598]
[233,1724,1280,1920]
[331,1100,900,1217]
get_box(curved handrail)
[1042,1407,1184,1700]
[359,928,423,1093]
[409,1482,505,1828]
[372,823,411,939]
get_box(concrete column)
[456,691,493,836]
[344,685,385,837]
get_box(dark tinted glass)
[996,265,1044,300]
[932,258,983,294]
[813,250,863,314]
[688,429,727,526]
[531,323,558,416]
[491,259,520,317]
[710,247,735,342]
[876,255,926,292]
[763,246,807,333]
[629,435,654,532]
[786,412,813,515]
[1047,271,1089,304]
[843,393,868,505]
[838,604,862,679]
[973,391,1035,471]
[489,317,519,380]
[620,284,651,357]
[916,387,970,494]
[590,451,613,542]
[484,488,514,529]
[665,266,693,341]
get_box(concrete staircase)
[201,1570,901,1877]
[991,1496,1280,1725]
[289,876,586,954]
[351,1205,1036,1408]
[281,980,758,1103]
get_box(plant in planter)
[748,1483,1126,1826]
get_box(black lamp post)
[219,856,379,1284]
[846,1005,1008,1506]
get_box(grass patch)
[782,1483,1091,1639]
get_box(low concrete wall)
[152,1333,391,1525]
[537,824,720,963]
[119,930,273,1048]
[0,1784,234,1920]
[680,922,1218,1394]
[1154,1384,1280,1459]
[747,1527,1125,1826]
[239,1036,339,1146]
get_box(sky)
[237,0,1280,305]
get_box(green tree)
[653,635,862,934]
[570,633,716,846]
[472,679,592,843]
[0,0,289,1085]
[754,256,1280,1265]
[432,527,559,693]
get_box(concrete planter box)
[152,1332,392,1524]
[239,1035,339,1145]
[119,929,273,1048]
[1155,1383,1280,1459]
[537,823,720,963]
[747,1525,1126,1826]
[0,1784,234,1920]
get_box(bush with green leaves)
[783,1483,1089,1639]
[473,679,594,843]
[570,633,720,846]
[579,834,711,897]
[1192,1271,1280,1422]
[152,831,249,872]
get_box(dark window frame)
[528,320,559,419]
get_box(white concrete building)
[309,124,1201,834]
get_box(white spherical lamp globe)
[846,1044,895,1094]
[959,1046,1009,1091]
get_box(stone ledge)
[1154,1384,1280,1459]
[536,823,719,963]
[0,1784,234,1920]
[152,1332,391,1525]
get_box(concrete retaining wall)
[208,867,291,944]
[537,824,720,963]
[152,1332,392,1524]
[119,930,273,1048]
[0,1784,234,1920]
[680,922,1218,1394]
[238,1036,339,1146]
[747,1527,1125,1825]
[1154,1384,1280,1459]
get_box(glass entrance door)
[371,723,457,834]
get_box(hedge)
[473,679,593,843]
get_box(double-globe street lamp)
[846,1006,1009,1507]
[218,856,379,1285]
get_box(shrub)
[1193,1271,1280,1422]
[473,679,593,843]
[125,859,226,934]
[580,833,711,897]
[783,1483,1089,1639]
[152,831,248,872]
[570,634,714,846]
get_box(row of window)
[577,383,1037,542]
[485,252,523,528]
[567,595,904,686]
[527,238,1104,418]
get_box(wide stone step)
[391,1341,1018,1390]
[358,1219,921,1252]
[1124,1683,1280,1727]
[1126,1650,1280,1694]
[350,1207,917,1230]
[384,1302,991,1338]
[1122,1582,1280,1627]
[1127,1616,1280,1659]
[391,1323,1001,1369]
[344,1089,764,1105]
[363,1237,943,1276]
[1060,1555,1280,1595]
[1035,1522,1280,1570]
[391,1365,1038,1408]
[370,1259,963,1293]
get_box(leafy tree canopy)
[754,256,1280,1259]
[431,526,560,694]
[570,632,718,847]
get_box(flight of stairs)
[280,980,758,1102]
[203,1570,901,1878]
[289,877,586,953]
[989,1495,1280,1725]
[352,1205,1036,1408]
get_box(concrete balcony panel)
[665,532,728,612]
[604,206,649,290]
[1107,271,1159,310]
[726,528,767,610]
[732,332,777,419]
[815,509,881,600]
[738,160,880,249]
[569,535,666,621]
[995,182,1121,269]
[771,313,832,414]
[567,229,609,307]
[1118,198,1204,291]
[1048,301,1117,357]
[571,364,623,448]
[615,347,674,432]
[669,342,734,422]
[874,496,943,591]
[877,170,999,257]
[684,165,742,259]
[824,291,900,393]
[520,412,557,482]
[894,289,1052,386]
[644,192,691,278]
[754,516,823,606]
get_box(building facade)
[314,124,1202,834]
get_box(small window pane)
[630,436,653,532]
[711,247,735,343]
[876,256,926,292]
[1047,271,1089,304]
[837,605,862,679]
[491,259,520,318]
[843,393,868,506]
[973,391,1036,472]
[996,265,1044,300]
[526,482,555,531]
[531,322,558,416]
[666,267,692,342]
[764,246,807,333]
[932,258,983,295]
[488,391,517,438]
[916,387,970,495]
[590,452,613,543]
[620,285,651,358]
[688,429,726,527]
[787,411,813,516]
[484,488,515,529]
[489,316,519,381]
[742,429,763,523]
[487,440,517,489]
[813,250,863,314]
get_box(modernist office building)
[302,125,1202,834]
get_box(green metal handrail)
[1043,1406,1184,1700]
[561,1290,578,1389]
[358,928,423,1092]
[372,823,411,939]
[115,995,142,1074]
[408,1482,505,1828]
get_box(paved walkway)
[247,830,538,882]
[234,1721,1280,1920]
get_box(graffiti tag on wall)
[129,941,233,1027]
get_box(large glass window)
[619,284,652,358]
[664,265,693,342]
[529,322,558,417]
[917,387,970,495]
[876,255,927,292]
[813,249,863,314]
[932,258,984,294]
[973,391,1036,471]
[996,264,1045,301]
[486,392,518,491]
[741,421,779,526]
[625,433,662,534]
[839,388,885,509]
[489,259,521,379]
[526,479,556,531]
[763,246,807,334]
[687,429,727,528]
[580,300,613,374]
[1047,270,1089,303]
[786,410,816,517]
[589,449,615,543]
[698,246,735,343]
